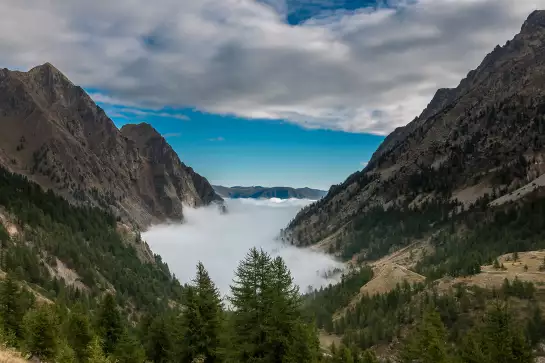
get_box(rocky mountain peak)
[121,123,163,145]
[521,10,545,33]
[0,63,222,228]
[285,9,545,251]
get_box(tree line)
[0,248,325,363]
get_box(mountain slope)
[213,185,327,200]
[285,10,545,253]
[0,63,221,228]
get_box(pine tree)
[0,274,24,343]
[266,256,309,362]
[145,315,173,363]
[361,350,379,363]
[460,301,533,363]
[87,336,112,363]
[67,308,93,362]
[526,305,545,346]
[493,258,501,270]
[114,329,146,363]
[482,301,532,363]
[23,305,58,361]
[229,248,272,361]
[95,294,122,355]
[230,248,320,362]
[400,310,452,363]
[180,262,224,363]
[56,339,77,363]
[341,346,354,363]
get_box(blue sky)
[107,106,384,190]
[1,0,536,189]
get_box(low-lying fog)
[143,198,344,296]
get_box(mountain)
[285,10,545,252]
[295,11,545,358]
[0,63,222,228]
[213,185,327,200]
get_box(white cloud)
[360,161,368,167]
[163,132,182,138]
[0,0,541,134]
[117,108,189,121]
[142,198,343,296]
[207,136,225,142]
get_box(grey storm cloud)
[0,0,541,135]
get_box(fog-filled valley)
[143,198,344,295]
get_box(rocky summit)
[0,63,222,228]
[285,10,545,252]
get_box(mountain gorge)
[0,63,222,229]
[286,10,545,255]
[1,7,545,363]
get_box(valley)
[0,4,545,363]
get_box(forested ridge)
[3,159,545,362]
[0,165,326,362]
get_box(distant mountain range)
[213,185,327,200]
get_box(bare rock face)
[120,123,222,221]
[286,10,545,249]
[0,63,222,228]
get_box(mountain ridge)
[284,9,545,253]
[0,63,222,228]
[213,185,327,200]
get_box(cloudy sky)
[0,0,541,189]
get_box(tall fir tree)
[145,315,173,363]
[230,248,320,363]
[460,301,533,363]
[0,274,24,344]
[23,305,58,361]
[67,306,93,363]
[95,293,123,356]
[87,336,113,363]
[399,309,452,363]
[183,262,225,363]
[230,248,271,361]
[114,329,146,363]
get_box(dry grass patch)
[436,250,545,292]
[318,331,342,351]
[0,347,26,363]
[360,264,425,297]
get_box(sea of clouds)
[143,198,344,297]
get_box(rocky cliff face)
[0,63,222,228]
[285,10,545,251]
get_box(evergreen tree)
[400,310,452,363]
[0,274,24,343]
[95,294,123,355]
[114,329,146,363]
[230,248,320,362]
[266,256,311,362]
[67,308,93,362]
[179,262,224,363]
[56,339,77,363]
[23,305,58,361]
[87,336,112,363]
[526,305,545,346]
[361,350,379,363]
[145,315,173,363]
[230,248,272,361]
[341,346,354,363]
[460,301,532,363]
